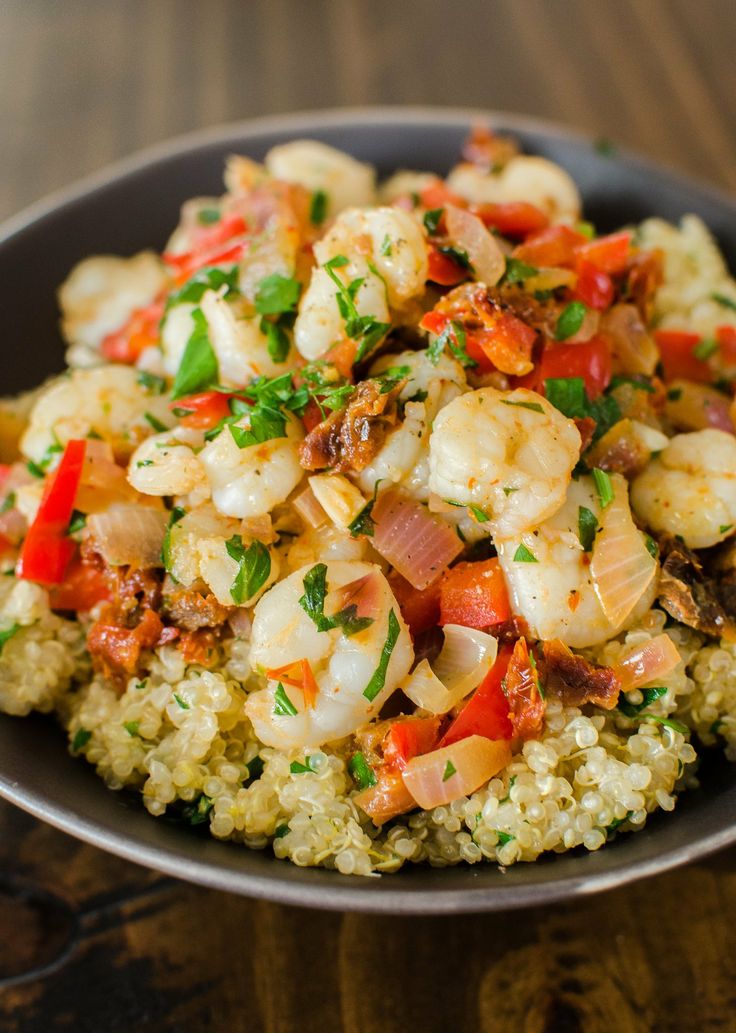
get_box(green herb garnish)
[423,208,443,235]
[501,399,545,414]
[618,685,667,717]
[137,371,167,395]
[144,411,168,433]
[225,536,271,604]
[578,505,599,552]
[693,337,718,360]
[442,760,457,782]
[254,273,301,317]
[555,301,587,341]
[503,257,538,284]
[71,727,92,752]
[0,623,20,651]
[161,505,185,572]
[592,467,614,508]
[273,682,298,717]
[165,265,239,311]
[513,544,538,563]
[173,693,190,710]
[348,751,377,789]
[363,610,400,702]
[711,293,736,312]
[290,756,318,774]
[310,189,328,225]
[171,308,219,399]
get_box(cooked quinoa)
[3,128,736,876]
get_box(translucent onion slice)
[402,734,512,810]
[445,204,505,287]
[565,306,600,344]
[373,488,463,590]
[293,484,328,529]
[402,625,500,715]
[614,634,681,693]
[524,266,576,292]
[88,503,169,567]
[591,474,657,627]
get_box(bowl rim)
[1,105,736,914]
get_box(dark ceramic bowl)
[1,108,735,913]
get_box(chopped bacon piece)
[504,637,546,741]
[657,535,736,640]
[541,640,621,709]
[299,379,400,472]
[161,581,231,631]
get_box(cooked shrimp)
[370,348,468,406]
[161,290,291,385]
[378,170,439,204]
[59,252,166,357]
[447,155,581,222]
[286,523,367,572]
[127,426,208,501]
[631,429,736,549]
[166,502,279,606]
[198,415,304,519]
[264,139,376,217]
[293,258,390,361]
[428,387,581,537]
[496,475,657,647]
[21,365,172,465]
[245,560,413,748]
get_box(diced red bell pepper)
[383,716,442,771]
[575,231,631,275]
[654,329,711,383]
[439,558,511,630]
[325,338,358,377]
[505,637,546,741]
[716,325,736,365]
[464,310,538,374]
[300,399,325,433]
[0,465,12,491]
[171,390,236,429]
[471,201,549,238]
[572,259,614,311]
[387,570,442,639]
[265,658,320,708]
[513,225,588,268]
[49,554,112,612]
[427,245,468,286]
[101,300,165,364]
[419,181,466,210]
[440,644,514,747]
[17,440,86,585]
[520,336,612,400]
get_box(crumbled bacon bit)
[161,577,231,631]
[87,607,166,680]
[299,379,401,472]
[541,639,621,709]
[179,628,219,666]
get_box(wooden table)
[1,2,736,1029]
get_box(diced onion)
[77,442,139,512]
[601,304,658,377]
[88,504,169,567]
[241,514,275,542]
[373,488,463,590]
[445,204,505,287]
[591,473,657,626]
[308,473,366,528]
[665,379,734,434]
[614,633,681,693]
[402,734,512,809]
[293,484,327,529]
[524,267,576,292]
[402,625,499,715]
[565,306,600,344]
[629,420,669,452]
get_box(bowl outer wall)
[1,107,735,914]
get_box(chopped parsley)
[379,234,393,256]
[165,265,239,311]
[290,756,318,774]
[137,371,167,395]
[503,257,538,285]
[254,273,301,317]
[362,610,401,702]
[348,751,377,789]
[274,823,289,839]
[496,831,515,846]
[645,715,688,735]
[543,376,621,442]
[501,398,545,414]
[645,535,658,558]
[513,544,538,563]
[594,137,616,157]
[161,505,185,573]
[298,563,374,636]
[720,524,733,534]
[469,505,490,523]
[197,207,221,225]
[143,411,168,433]
[0,623,20,651]
[273,682,298,717]
[577,505,599,552]
[180,794,213,825]
[225,535,271,604]
[244,755,265,784]
[607,811,633,833]
[322,254,390,363]
[609,374,655,393]
[123,720,141,737]
[262,320,291,363]
[348,480,383,539]
[618,685,667,718]
[71,727,92,752]
[0,492,15,515]
[67,510,87,535]
[171,308,219,399]
[442,760,457,782]
[711,293,736,312]
[555,301,587,341]
[436,244,472,270]
[173,693,190,710]
[592,467,614,509]
[423,208,443,235]
[427,319,477,368]
[693,337,718,361]
[309,189,328,225]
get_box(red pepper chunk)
[716,325,736,365]
[17,439,86,585]
[572,259,614,311]
[171,390,236,429]
[427,245,468,286]
[383,716,442,771]
[49,554,112,612]
[440,558,511,629]
[387,570,441,639]
[654,329,711,383]
[575,231,631,275]
[440,644,514,747]
[520,336,612,400]
[513,225,589,268]
[471,201,549,238]
[101,300,164,364]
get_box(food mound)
[3,128,736,876]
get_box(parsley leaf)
[161,506,185,572]
[513,544,538,563]
[618,685,667,718]
[592,467,614,508]
[0,623,20,651]
[261,318,291,363]
[693,337,718,360]
[362,610,400,702]
[503,257,538,284]
[310,189,328,225]
[428,319,477,368]
[71,727,92,752]
[501,399,545,414]
[290,756,318,774]
[442,760,457,782]
[180,794,213,825]
[137,371,167,395]
[711,293,736,312]
[225,536,271,604]
[436,244,472,270]
[379,234,393,256]
[544,376,621,442]
[348,480,383,538]
[123,720,140,737]
[67,510,86,535]
[173,693,190,710]
[144,411,168,433]
[555,301,587,340]
[322,255,390,363]
[298,563,333,632]
[197,207,221,225]
[171,308,219,399]
[229,403,287,448]
[496,831,515,846]
[423,208,443,235]
[348,751,377,789]
[273,682,298,717]
[165,265,239,311]
[254,273,301,316]
[578,506,599,552]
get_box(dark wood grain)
[1,1,736,1030]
